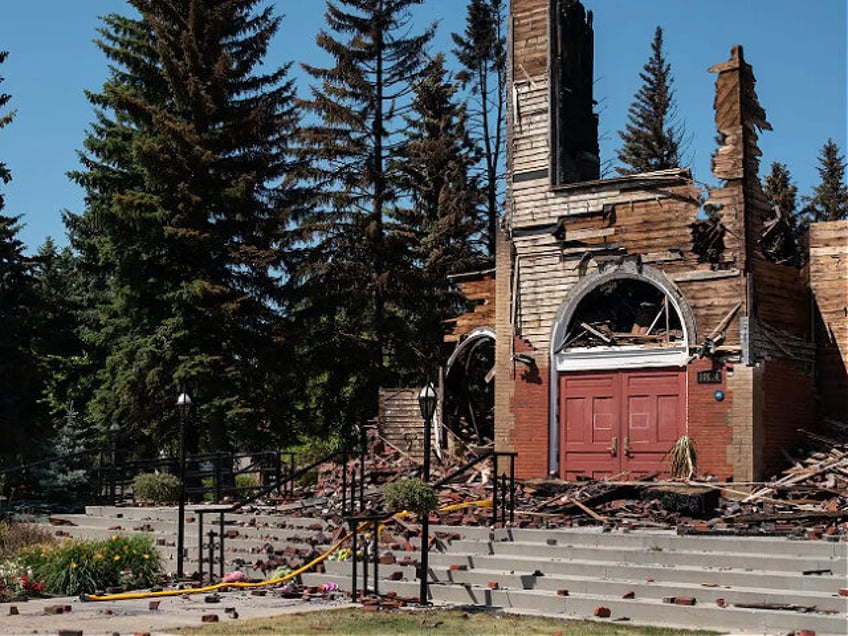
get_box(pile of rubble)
[250,424,848,540]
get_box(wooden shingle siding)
[809,221,848,421]
[511,0,549,80]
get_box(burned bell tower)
[550,0,599,184]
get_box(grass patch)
[179,607,720,636]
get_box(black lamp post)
[176,391,192,579]
[417,382,436,606]
[109,418,120,504]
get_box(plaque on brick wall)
[697,370,722,384]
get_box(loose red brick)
[148,600,160,611]
[622,590,635,599]
[838,588,848,597]
[57,631,82,636]
[388,571,404,581]
[593,607,611,618]
[797,631,816,636]
[716,598,727,607]
[8,606,18,616]
[674,597,696,606]
[488,581,499,590]
[133,633,151,636]
[449,564,468,571]
[201,614,219,623]
[556,589,569,597]
[379,553,397,565]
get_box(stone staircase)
[41,506,848,634]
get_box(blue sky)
[0,1,845,252]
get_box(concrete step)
[299,569,847,635]
[498,526,846,560]
[442,538,846,575]
[421,551,844,594]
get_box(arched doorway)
[443,328,495,447]
[549,262,697,478]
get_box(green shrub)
[383,479,438,516]
[132,472,181,504]
[16,534,161,596]
[235,474,260,496]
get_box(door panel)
[560,373,619,479]
[560,368,685,479]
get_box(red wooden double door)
[559,368,686,479]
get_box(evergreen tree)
[69,2,302,454]
[294,0,433,431]
[0,51,44,462]
[616,26,684,175]
[451,0,505,258]
[393,54,485,377]
[761,161,803,265]
[805,139,848,222]
[763,162,798,218]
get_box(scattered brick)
[149,600,160,611]
[556,589,569,597]
[622,590,635,599]
[488,581,499,590]
[715,598,727,608]
[449,564,468,571]
[8,606,17,615]
[44,605,72,615]
[838,588,848,597]
[379,553,397,564]
[593,607,611,618]
[201,614,219,623]
[387,571,404,580]
[250,590,267,596]
[57,631,82,636]
[674,597,696,606]
[107,525,122,530]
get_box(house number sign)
[697,370,722,384]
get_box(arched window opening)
[557,279,684,352]
[443,334,495,445]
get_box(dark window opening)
[558,279,684,351]
[443,337,495,445]
[550,0,600,185]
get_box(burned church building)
[439,0,848,482]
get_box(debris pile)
[239,423,848,540]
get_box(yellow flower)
[113,555,121,561]
[111,535,118,541]
[70,562,77,570]
[95,553,103,561]
[142,554,149,560]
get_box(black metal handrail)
[433,449,517,527]
[193,447,349,582]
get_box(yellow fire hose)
[81,498,492,602]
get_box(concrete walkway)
[0,590,347,636]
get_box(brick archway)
[547,259,697,476]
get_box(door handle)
[608,437,617,457]
[623,437,631,457]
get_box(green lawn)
[179,607,721,636]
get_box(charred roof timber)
[550,0,600,185]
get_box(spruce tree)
[616,26,684,175]
[763,162,798,218]
[805,139,848,222]
[0,51,44,462]
[295,0,433,430]
[451,0,505,258]
[393,54,485,377]
[69,2,302,454]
